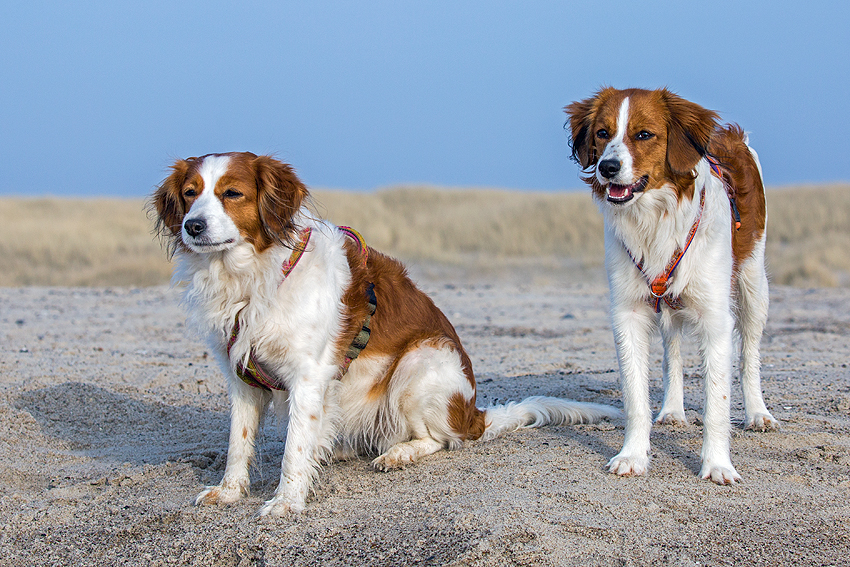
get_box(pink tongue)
[609,184,631,199]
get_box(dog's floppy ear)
[564,97,598,169]
[663,89,719,175]
[565,88,616,169]
[152,159,191,240]
[252,155,308,246]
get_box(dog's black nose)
[184,218,207,237]
[598,159,621,179]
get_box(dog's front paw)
[195,482,247,506]
[606,453,649,477]
[745,412,779,432]
[700,462,741,485]
[257,497,304,517]
[654,411,688,426]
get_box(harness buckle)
[649,276,668,298]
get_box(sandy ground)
[0,264,848,566]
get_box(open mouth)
[606,176,648,203]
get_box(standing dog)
[565,88,778,484]
[153,152,621,515]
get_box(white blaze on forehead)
[612,97,630,147]
[198,154,232,195]
[597,97,635,186]
[189,155,232,217]
[183,154,241,249]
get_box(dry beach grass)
[0,185,849,565]
[1,183,848,288]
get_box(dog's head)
[565,87,718,205]
[152,152,307,255]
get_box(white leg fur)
[693,293,740,484]
[735,237,778,431]
[369,342,472,471]
[372,438,446,471]
[196,372,270,506]
[258,362,338,516]
[606,303,655,477]
[657,312,687,425]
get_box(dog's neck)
[175,243,281,337]
[175,215,317,339]
[602,167,708,279]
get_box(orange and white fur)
[153,152,621,515]
[565,88,778,485]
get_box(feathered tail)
[481,396,622,441]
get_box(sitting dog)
[564,88,778,485]
[152,152,621,515]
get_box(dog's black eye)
[596,129,610,140]
[223,188,242,199]
[184,188,197,198]
[635,130,655,141]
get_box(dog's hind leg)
[657,312,687,426]
[372,438,446,471]
[735,239,778,431]
[370,340,478,471]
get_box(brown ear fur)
[252,156,308,247]
[565,87,618,169]
[151,159,191,253]
[564,97,597,169]
[663,89,719,175]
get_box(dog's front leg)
[196,377,268,506]
[696,308,741,484]
[258,368,333,516]
[607,304,655,476]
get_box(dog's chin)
[605,176,648,204]
[184,238,237,254]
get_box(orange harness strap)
[626,188,705,313]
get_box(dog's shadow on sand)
[15,377,706,484]
[15,381,229,467]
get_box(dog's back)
[709,125,767,270]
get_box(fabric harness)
[625,155,744,313]
[625,188,705,313]
[226,226,376,391]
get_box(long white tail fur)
[481,396,622,441]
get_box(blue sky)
[1,1,847,196]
